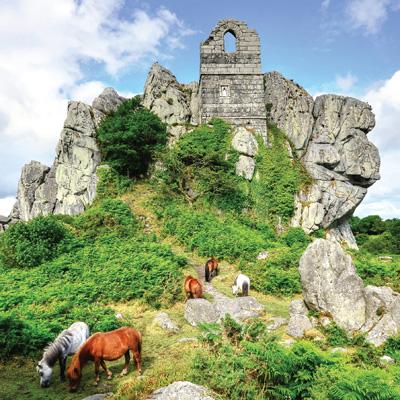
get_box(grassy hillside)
[1,101,400,399]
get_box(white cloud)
[321,0,331,10]
[0,196,15,217]
[355,70,400,218]
[0,0,191,204]
[345,0,399,34]
[336,72,358,91]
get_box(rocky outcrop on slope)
[11,88,124,221]
[184,282,264,326]
[147,381,214,400]
[265,72,380,248]
[300,239,400,345]
[265,71,314,156]
[143,63,200,144]
[287,300,313,338]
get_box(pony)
[231,273,250,296]
[67,326,142,392]
[36,321,89,388]
[184,275,203,301]
[205,257,218,282]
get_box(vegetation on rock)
[97,96,167,178]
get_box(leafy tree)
[0,216,72,268]
[97,96,167,178]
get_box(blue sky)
[0,0,399,218]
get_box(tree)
[97,97,167,178]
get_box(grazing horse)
[184,275,203,301]
[205,257,218,282]
[67,326,142,392]
[36,321,89,388]
[232,273,250,296]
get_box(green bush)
[96,164,133,200]
[0,216,72,268]
[281,227,311,247]
[97,96,167,178]
[159,118,245,211]
[74,198,137,239]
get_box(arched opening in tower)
[224,30,237,53]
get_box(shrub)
[74,198,137,239]
[97,97,167,178]
[0,216,71,268]
[96,164,133,200]
[281,227,311,247]
[159,118,245,211]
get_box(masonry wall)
[199,19,267,136]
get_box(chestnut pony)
[67,327,141,391]
[184,275,203,301]
[205,257,218,282]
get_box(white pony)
[231,273,250,296]
[37,321,89,388]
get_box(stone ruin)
[199,19,267,140]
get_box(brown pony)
[205,257,218,282]
[67,327,141,391]
[184,275,203,301]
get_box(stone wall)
[199,20,267,137]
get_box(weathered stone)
[92,87,125,115]
[362,285,400,346]
[320,316,332,328]
[147,381,214,400]
[184,299,220,326]
[256,251,269,260]
[265,71,314,155]
[292,95,380,247]
[143,63,192,126]
[184,283,264,326]
[11,161,50,221]
[231,127,258,156]
[331,347,348,354]
[266,317,288,331]
[379,355,395,365]
[236,155,255,180]
[299,239,366,332]
[153,312,180,333]
[287,300,313,338]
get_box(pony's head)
[36,360,52,388]
[67,355,82,392]
[231,284,239,296]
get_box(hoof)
[107,375,113,380]
[93,381,99,386]
[119,370,128,377]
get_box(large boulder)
[10,88,124,221]
[147,381,214,400]
[184,299,220,326]
[299,239,366,332]
[300,239,400,345]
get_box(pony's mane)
[42,330,73,367]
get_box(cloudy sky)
[0,0,399,218]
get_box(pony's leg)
[120,351,130,376]
[93,358,101,386]
[134,350,142,375]
[100,359,112,379]
[59,356,67,381]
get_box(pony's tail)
[242,281,249,297]
[205,263,210,282]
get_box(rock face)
[10,88,124,221]
[143,63,199,144]
[147,381,214,400]
[184,282,264,326]
[300,239,400,345]
[265,72,380,247]
[265,71,314,155]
